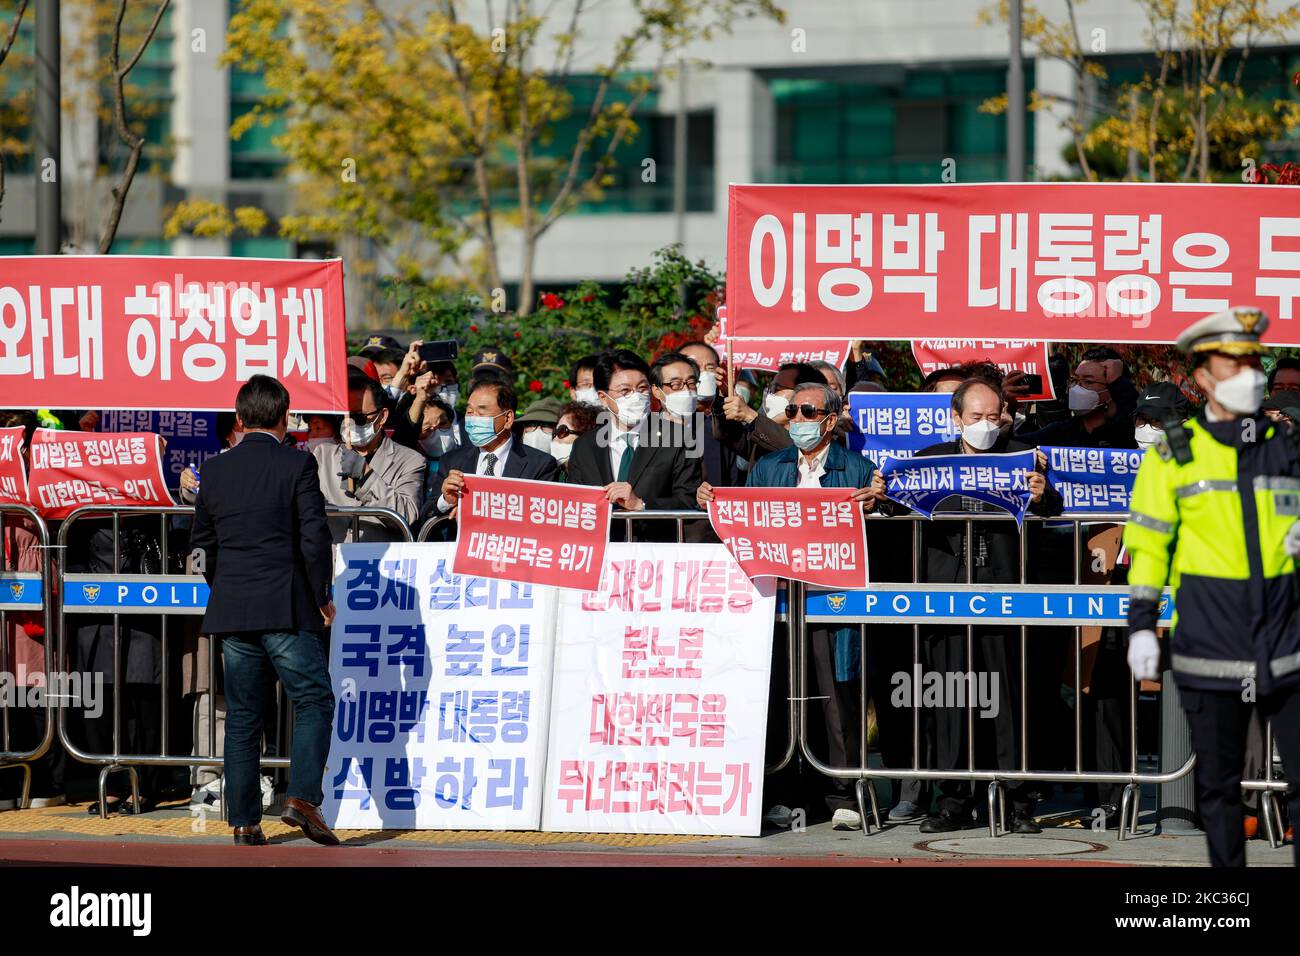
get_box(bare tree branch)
[99,0,172,254]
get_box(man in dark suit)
[419,378,561,530]
[189,374,339,848]
[565,349,702,539]
[910,377,1063,835]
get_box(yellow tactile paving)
[0,802,720,847]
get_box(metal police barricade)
[796,511,1198,841]
[0,504,55,809]
[55,504,413,818]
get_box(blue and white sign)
[881,450,1036,526]
[62,574,208,614]
[848,392,959,468]
[100,410,222,489]
[1043,445,1142,516]
[0,573,43,610]
[323,542,555,831]
[805,585,1174,626]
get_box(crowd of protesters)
[0,327,1294,844]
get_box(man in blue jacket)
[699,382,885,830]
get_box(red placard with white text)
[0,427,28,507]
[714,304,850,372]
[0,256,348,412]
[726,182,1300,343]
[26,429,175,518]
[452,474,612,590]
[707,486,869,589]
[910,339,1055,400]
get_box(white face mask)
[522,428,553,455]
[436,384,460,407]
[1134,423,1163,450]
[696,373,717,399]
[961,419,1000,451]
[763,393,788,420]
[1068,385,1102,414]
[736,384,755,405]
[305,436,334,451]
[574,387,599,405]
[419,429,455,458]
[551,440,574,465]
[1210,367,1267,416]
[613,392,650,427]
[344,419,377,446]
[663,390,698,418]
[384,383,401,400]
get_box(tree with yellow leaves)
[216,0,784,316]
[981,0,1300,182]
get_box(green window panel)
[230,237,293,258]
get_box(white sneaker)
[260,775,275,811]
[832,808,863,831]
[763,804,795,829]
[27,794,66,809]
[191,779,222,812]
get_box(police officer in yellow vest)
[1124,306,1300,867]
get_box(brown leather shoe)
[280,797,340,846]
[233,825,267,846]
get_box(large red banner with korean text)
[707,486,869,589]
[713,304,851,372]
[453,474,612,591]
[26,429,176,519]
[911,339,1055,401]
[0,427,28,507]
[0,256,348,412]
[727,183,1300,344]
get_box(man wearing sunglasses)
[312,369,425,542]
[698,382,886,831]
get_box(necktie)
[483,453,498,477]
[616,435,633,482]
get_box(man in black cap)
[1133,381,1193,452]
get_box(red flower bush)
[529,380,543,392]
[540,293,565,310]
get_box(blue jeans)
[221,630,334,827]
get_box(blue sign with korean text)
[1043,445,1142,516]
[848,392,959,468]
[880,450,1036,526]
[99,410,222,489]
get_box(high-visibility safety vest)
[1124,413,1300,696]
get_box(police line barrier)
[16,505,1290,845]
[0,504,55,810]
[53,504,413,818]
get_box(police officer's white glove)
[1286,519,1300,558]
[1126,629,1160,682]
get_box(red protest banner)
[26,429,176,519]
[0,256,348,412]
[0,426,28,507]
[726,182,1300,344]
[707,487,869,589]
[910,339,1055,400]
[452,474,612,590]
[715,304,851,372]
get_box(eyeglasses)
[552,424,581,440]
[606,385,650,398]
[660,377,699,392]
[348,408,383,426]
[785,404,828,420]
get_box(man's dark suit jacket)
[416,438,560,529]
[190,431,333,634]
[566,412,702,539]
[913,436,1063,585]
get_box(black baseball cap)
[471,347,514,376]
[359,334,404,358]
[1134,381,1191,422]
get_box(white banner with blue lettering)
[881,450,1037,526]
[848,392,959,467]
[542,543,776,837]
[1042,446,1143,516]
[323,542,556,830]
